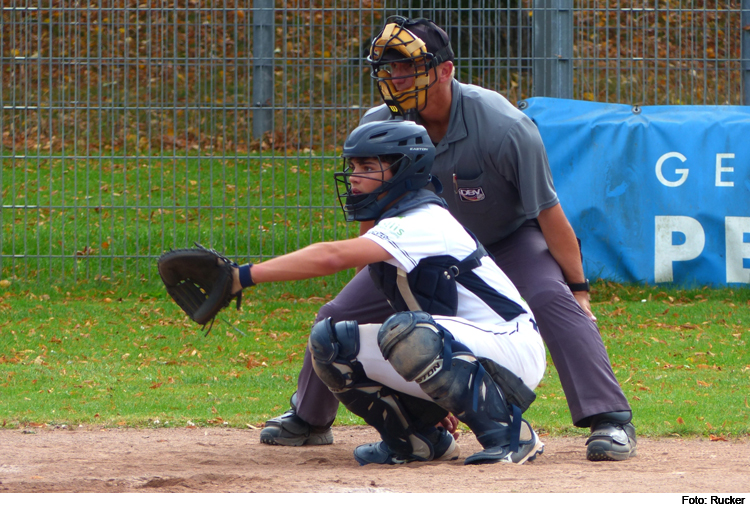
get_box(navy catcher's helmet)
[335,120,437,222]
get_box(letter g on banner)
[655,152,689,187]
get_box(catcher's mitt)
[157,244,242,330]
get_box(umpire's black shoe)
[259,393,333,447]
[585,411,637,461]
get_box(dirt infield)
[1,426,749,493]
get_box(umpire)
[261,16,636,461]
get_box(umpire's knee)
[521,278,572,311]
[314,295,346,325]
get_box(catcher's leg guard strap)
[336,385,448,460]
[421,342,519,451]
[379,312,523,452]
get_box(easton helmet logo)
[458,187,486,202]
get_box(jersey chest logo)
[458,187,485,202]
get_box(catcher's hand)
[157,243,242,329]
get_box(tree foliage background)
[1,0,743,155]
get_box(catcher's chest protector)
[370,237,490,316]
[368,192,485,316]
[369,255,464,316]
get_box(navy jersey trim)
[457,270,527,321]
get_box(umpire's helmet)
[335,120,437,222]
[367,16,454,116]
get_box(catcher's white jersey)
[358,202,546,399]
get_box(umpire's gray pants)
[294,220,631,429]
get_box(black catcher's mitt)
[157,244,242,329]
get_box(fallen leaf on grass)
[696,380,711,387]
[677,417,685,424]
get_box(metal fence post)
[743,0,750,105]
[253,0,274,139]
[532,0,573,98]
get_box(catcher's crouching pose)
[161,120,546,465]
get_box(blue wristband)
[238,263,255,288]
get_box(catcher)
[159,120,546,466]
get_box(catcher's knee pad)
[377,311,445,382]
[381,315,531,452]
[308,318,362,391]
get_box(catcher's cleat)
[353,428,459,466]
[259,393,333,447]
[585,413,637,461]
[464,420,544,465]
[510,420,545,464]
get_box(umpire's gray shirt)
[361,80,558,246]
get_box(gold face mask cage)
[368,19,436,115]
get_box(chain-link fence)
[1,1,747,284]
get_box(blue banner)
[521,98,750,286]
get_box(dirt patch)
[0,426,748,493]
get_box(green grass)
[0,276,361,429]
[1,154,356,283]
[1,279,748,439]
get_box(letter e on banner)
[715,153,735,187]
[726,217,750,283]
[655,216,705,283]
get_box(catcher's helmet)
[335,120,437,222]
[367,16,454,116]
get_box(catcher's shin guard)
[308,318,450,461]
[378,312,531,464]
